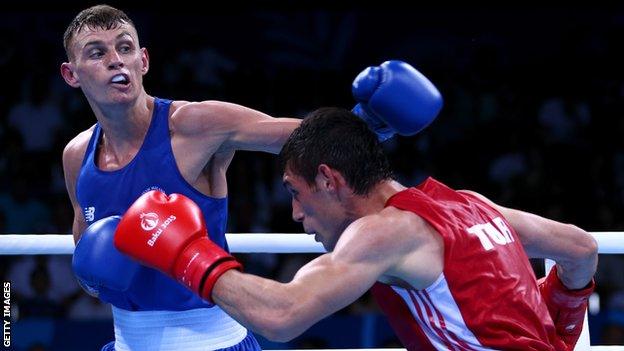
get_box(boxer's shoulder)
[335,208,428,261]
[63,125,96,177]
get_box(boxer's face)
[283,166,350,251]
[61,23,149,106]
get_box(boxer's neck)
[94,93,154,164]
[345,180,406,219]
[95,93,153,147]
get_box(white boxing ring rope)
[266,349,623,351]
[0,233,325,255]
[1,232,623,255]
[1,232,622,351]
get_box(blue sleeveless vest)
[76,98,228,310]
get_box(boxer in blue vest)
[62,5,442,350]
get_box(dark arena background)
[1,3,623,350]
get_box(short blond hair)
[63,4,135,60]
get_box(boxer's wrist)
[545,266,595,307]
[539,266,594,349]
[171,237,240,295]
[352,103,396,141]
[200,259,243,303]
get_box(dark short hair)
[63,4,135,60]
[279,107,393,195]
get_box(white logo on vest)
[84,207,96,222]
[142,185,166,195]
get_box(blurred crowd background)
[1,3,623,350]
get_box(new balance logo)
[84,207,96,222]
[466,217,515,251]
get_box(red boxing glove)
[538,266,595,350]
[114,190,241,302]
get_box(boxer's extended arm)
[115,201,401,341]
[62,130,92,243]
[114,195,426,343]
[212,214,417,342]
[174,101,301,155]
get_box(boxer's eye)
[89,50,103,58]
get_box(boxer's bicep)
[62,130,90,243]
[66,177,86,242]
[71,207,87,243]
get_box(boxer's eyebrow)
[83,31,134,48]
[116,31,133,40]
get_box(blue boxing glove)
[352,60,443,141]
[72,216,140,304]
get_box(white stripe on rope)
[0,232,621,255]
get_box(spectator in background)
[18,263,62,318]
[9,256,79,314]
[7,74,64,153]
[0,177,50,234]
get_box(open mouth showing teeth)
[110,74,129,85]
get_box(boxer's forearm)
[212,247,383,341]
[212,270,315,342]
[196,100,301,154]
[226,116,301,154]
[555,238,598,290]
[547,225,598,290]
[490,203,599,290]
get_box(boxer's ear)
[140,47,149,75]
[317,164,344,193]
[61,62,81,88]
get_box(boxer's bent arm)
[175,101,301,154]
[212,215,406,342]
[498,206,597,289]
[62,130,91,243]
[459,190,598,289]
